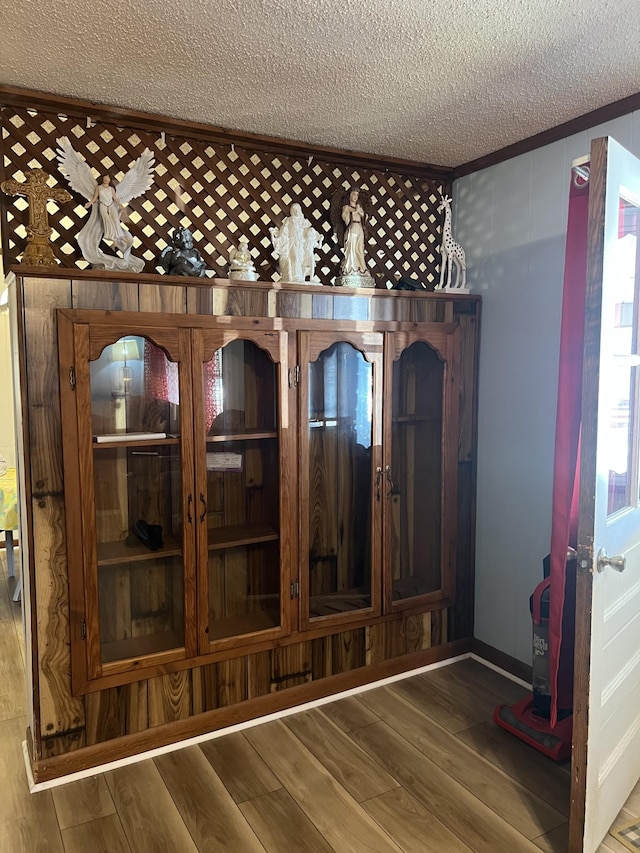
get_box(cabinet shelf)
[97,536,182,566]
[93,437,180,450]
[208,608,280,640]
[208,521,279,550]
[101,630,184,663]
[207,430,277,443]
[393,415,437,424]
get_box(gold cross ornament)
[1,168,72,267]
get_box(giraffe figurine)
[436,194,467,291]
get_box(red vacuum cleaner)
[493,552,575,762]
[494,166,588,764]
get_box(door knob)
[596,548,626,573]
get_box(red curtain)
[548,176,590,726]
[144,341,222,432]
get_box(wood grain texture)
[362,787,473,853]
[105,762,198,852]
[0,716,65,852]
[147,670,192,727]
[422,662,523,722]
[154,745,266,852]
[404,612,433,653]
[40,730,86,759]
[450,657,529,705]
[319,694,380,733]
[4,649,633,853]
[351,720,542,853]
[533,822,570,852]
[23,278,70,493]
[32,494,86,737]
[365,620,406,665]
[245,719,404,852]
[71,279,139,312]
[200,731,281,803]
[24,279,86,740]
[459,721,571,817]
[389,668,487,733]
[359,686,566,838]
[61,814,131,853]
[0,616,26,721]
[284,708,399,801]
[19,269,480,777]
[51,774,115,829]
[138,283,186,314]
[239,787,332,853]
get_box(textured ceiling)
[1,0,639,167]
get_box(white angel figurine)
[56,137,155,272]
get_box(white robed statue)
[330,187,374,288]
[56,137,155,272]
[270,203,323,283]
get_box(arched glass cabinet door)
[193,329,291,653]
[299,332,383,630]
[58,315,195,690]
[383,329,460,611]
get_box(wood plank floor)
[1,551,639,852]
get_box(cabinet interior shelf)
[207,430,277,443]
[208,609,280,641]
[97,536,182,566]
[93,437,180,450]
[393,415,437,424]
[97,522,279,566]
[208,521,279,550]
[102,630,184,664]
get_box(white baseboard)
[470,652,532,690]
[26,652,474,792]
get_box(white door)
[572,136,640,852]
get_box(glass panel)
[605,196,640,515]
[204,340,281,638]
[208,541,280,640]
[94,444,184,662]
[391,342,443,599]
[307,342,373,618]
[90,337,180,439]
[90,337,183,663]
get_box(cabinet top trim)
[13,266,480,301]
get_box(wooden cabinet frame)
[382,327,461,613]
[298,330,384,631]
[58,309,465,694]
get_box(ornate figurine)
[436,194,467,291]
[330,187,374,288]
[1,168,72,266]
[228,236,258,280]
[158,227,207,277]
[269,203,323,284]
[56,137,155,273]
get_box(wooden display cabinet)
[58,314,292,691]
[193,329,291,654]
[58,307,463,693]
[13,271,479,778]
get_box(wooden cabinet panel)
[16,274,479,775]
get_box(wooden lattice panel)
[1,107,447,286]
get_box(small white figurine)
[436,194,467,291]
[56,137,155,273]
[228,236,258,280]
[269,203,323,284]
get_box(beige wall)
[455,110,640,664]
